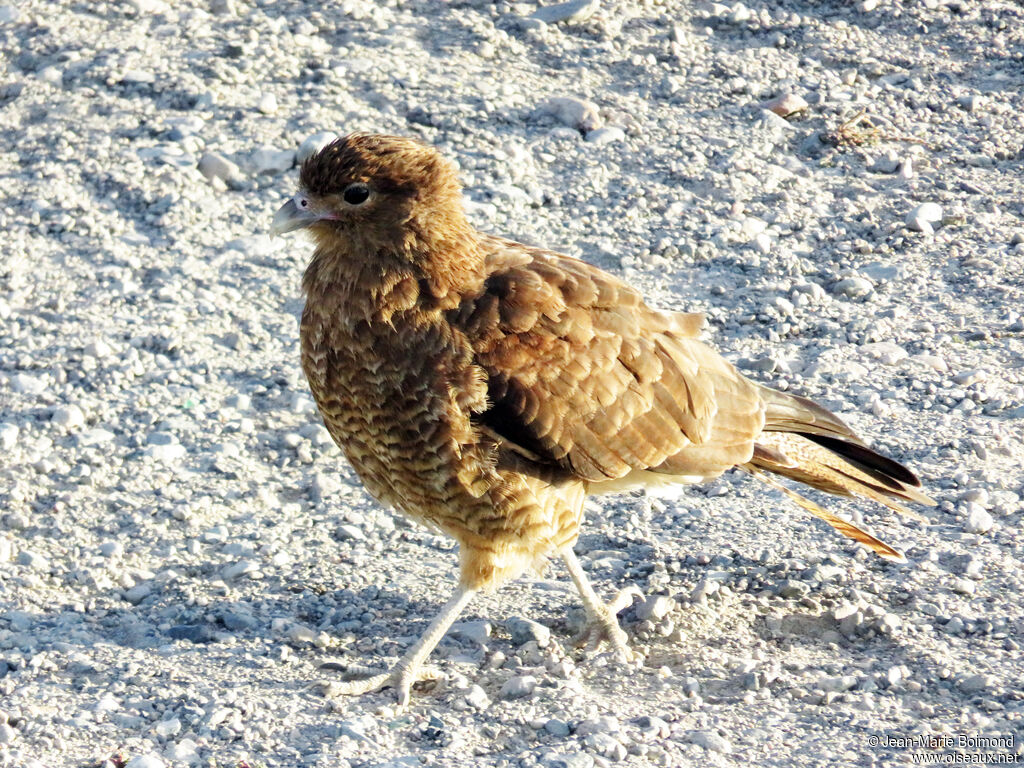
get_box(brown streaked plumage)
[271,132,935,706]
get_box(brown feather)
[286,132,934,597]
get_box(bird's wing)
[457,238,765,483]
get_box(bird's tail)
[741,387,936,561]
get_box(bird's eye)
[343,183,370,206]
[298,198,309,208]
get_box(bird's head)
[272,133,476,268]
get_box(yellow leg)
[561,548,641,660]
[328,582,476,708]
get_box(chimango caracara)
[272,133,934,706]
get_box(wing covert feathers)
[458,236,932,562]
[470,239,765,483]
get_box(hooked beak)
[271,198,319,237]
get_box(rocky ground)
[1,0,1022,766]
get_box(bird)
[271,132,934,707]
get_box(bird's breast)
[299,304,493,520]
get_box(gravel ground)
[2,0,1023,766]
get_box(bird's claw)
[319,661,442,709]
[573,585,643,662]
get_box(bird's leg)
[560,547,642,661]
[326,583,476,708]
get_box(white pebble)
[762,92,807,117]
[223,560,259,580]
[538,96,602,132]
[52,404,85,429]
[499,675,537,699]
[0,423,18,450]
[953,370,986,386]
[905,203,942,234]
[691,730,733,754]
[636,595,674,622]
[10,373,46,395]
[964,505,993,534]
[125,753,166,768]
[831,277,873,299]
[251,147,296,175]
[17,550,48,572]
[298,132,339,164]
[584,126,625,146]
[258,92,278,114]
[531,0,599,24]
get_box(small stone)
[0,6,20,23]
[0,423,18,450]
[0,723,14,744]
[959,674,993,693]
[165,738,199,763]
[84,339,113,358]
[465,685,490,709]
[819,675,857,693]
[225,393,251,411]
[953,370,986,386]
[258,92,278,114]
[210,0,235,13]
[778,579,809,599]
[690,730,733,754]
[124,582,153,605]
[868,152,900,174]
[538,97,602,132]
[311,472,340,503]
[198,152,244,187]
[17,550,48,571]
[451,620,492,646]
[144,432,186,462]
[861,342,908,366]
[544,718,571,737]
[636,595,674,622]
[583,733,627,761]
[576,716,619,736]
[762,93,808,117]
[584,126,625,146]
[10,373,46,395]
[540,753,594,768]
[905,202,942,234]
[532,0,599,24]
[52,404,85,429]
[964,504,993,534]
[251,147,295,175]
[288,624,316,645]
[957,94,982,112]
[500,674,537,699]
[831,277,873,299]
[122,69,155,85]
[326,518,363,540]
[167,624,216,643]
[0,537,12,563]
[155,717,181,738]
[125,754,165,768]
[952,578,976,595]
[298,132,339,164]
[944,616,965,634]
[507,617,551,648]
[222,560,259,579]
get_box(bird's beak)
[271,198,318,237]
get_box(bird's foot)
[318,661,442,709]
[573,585,643,661]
